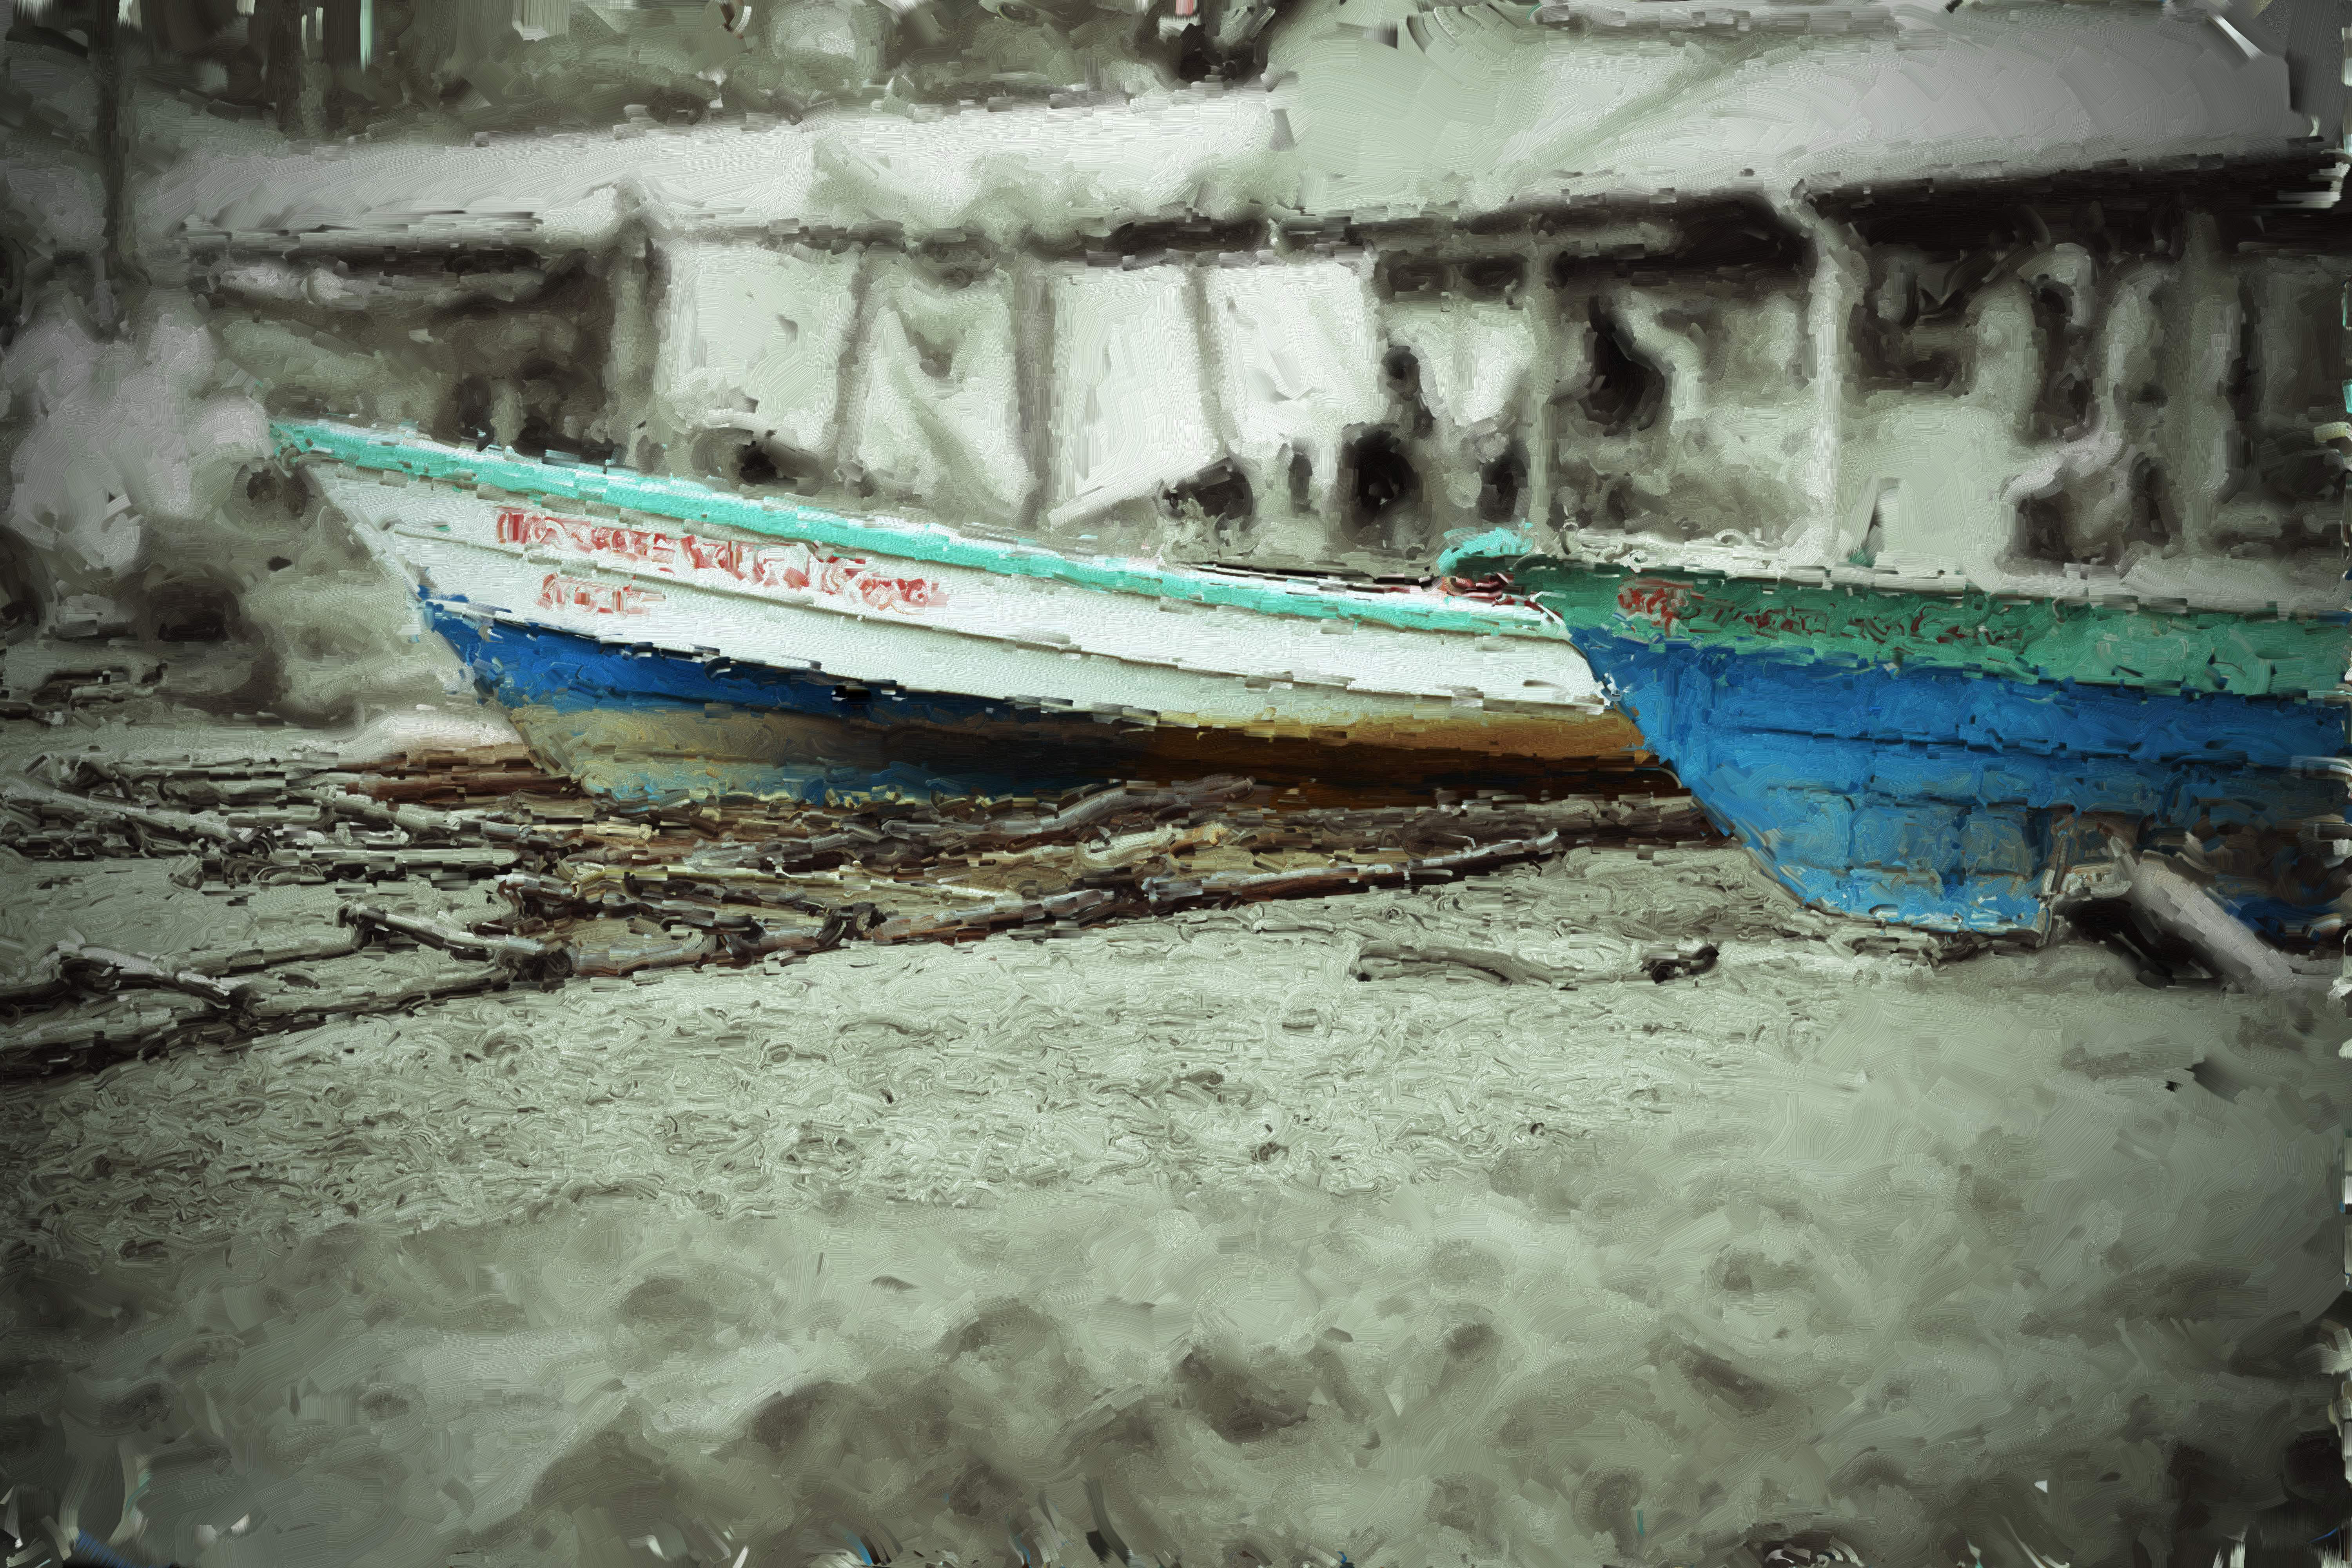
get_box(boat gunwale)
[276,421,1576,644]
[1435,529,2352,701]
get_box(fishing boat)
[176,0,2350,934]
[278,419,1628,803]
[1435,527,2349,938]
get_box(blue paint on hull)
[1573,633,2348,934]
[430,598,1005,726]
[424,600,1133,802]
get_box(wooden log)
[239,962,507,1023]
[54,945,245,1005]
[1353,940,1720,987]
[249,845,519,875]
[1,778,247,845]
[339,904,555,964]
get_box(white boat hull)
[299,431,1637,787]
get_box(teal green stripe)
[1436,532,2349,699]
[276,422,1572,642]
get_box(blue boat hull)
[422,599,1669,807]
[426,599,1155,802]
[1573,633,2348,936]
[425,599,2345,936]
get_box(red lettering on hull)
[495,506,945,616]
[537,573,666,617]
[1616,578,1691,632]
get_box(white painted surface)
[652,242,863,463]
[847,261,1034,529]
[1046,267,1223,530]
[1385,299,1536,438]
[148,8,2316,256]
[1204,261,1387,518]
[312,465,1613,731]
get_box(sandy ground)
[2,710,2350,1568]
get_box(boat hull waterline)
[285,423,1638,802]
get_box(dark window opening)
[452,377,497,448]
[1161,461,1256,528]
[506,358,613,463]
[2242,428,2348,515]
[1857,258,1961,392]
[1857,322,1960,393]
[1666,200,1809,280]
[1380,347,1434,438]
[1173,22,1253,84]
[1918,251,1998,324]
[0,534,41,644]
[158,605,230,644]
[1477,441,1527,524]
[149,584,245,645]
[2015,491,2071,563]
[2225,280,2260,488]
[1601,479,1632,529]
[437,248,541,278]
[917,239,995,291]
[2124,456,2177,552]
[1287,449,1313,514]
[646,87,711,128]
[574,432,620,466]
[2038,371,2092,441]
[1100,217,1266,257]
[0,240,20,347]
[1382,259,1446,299]
[1459,257,1525,301]
[513,412,613,466]
[2028,285,2093,443]
[1341,429,1419,535]
[2064,896,2219,988]
[1579,304,1666,437]
[738,443,782,488]
[724,437,819,494]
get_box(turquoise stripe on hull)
[277,422,1572,642]
[1436,530,2351,699]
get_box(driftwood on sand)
[2,744,1726,1072]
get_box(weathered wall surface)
[163,212,2352,593]
[1824,214,2352,604]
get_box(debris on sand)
[1,744,1720,1071]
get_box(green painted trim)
[1439,539,2350,699]
[276,421,1573,642]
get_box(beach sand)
[2,705,2347,1568]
